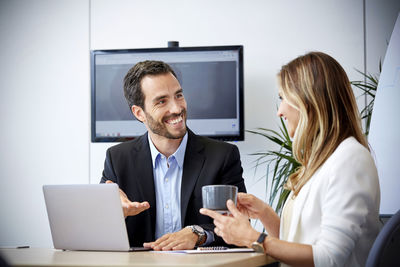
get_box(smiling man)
[100,60,246,250]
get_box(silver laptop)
[43,184,150,251]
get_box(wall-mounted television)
[91,45,244,142]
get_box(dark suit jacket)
[100,129,246,247]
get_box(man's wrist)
[186,225,206,246]
[197,234,206,246]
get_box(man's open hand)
[143,227,198,251]
[105,180,150,217]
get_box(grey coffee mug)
[202,185,238,212]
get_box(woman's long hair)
[279,52,368,196]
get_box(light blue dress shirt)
[149,133,187,240]
[148,133,214,245]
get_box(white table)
[0,248,276,267]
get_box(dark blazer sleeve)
[215,143,246,192]
[182,132,246,246]
[100,148,118,184]
[99,136,157,247]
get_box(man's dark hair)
[123,60,177,110]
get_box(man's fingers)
[159,239,188,251]
[125,201,150,216]
[160,240,179,251]
[151,228,197,251]
[143,242,154,248]
[107,182,149,217]
[104,181,150,216]
[154,237,173,250]
[140,201,150,209]
[129,201,150,209]
[172,242,187,250]
[152,233,171,246]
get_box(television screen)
[91,45,244,142]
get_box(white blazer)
[280,137,380,267]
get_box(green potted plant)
[248,66,380,214]
[247,118,299,215]
[351,62,381,137]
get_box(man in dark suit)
[101,60,246,250]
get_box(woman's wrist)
[246,229,261,248]
[258,205,280,237]
[258,204,271,224]
[263,235,274,254]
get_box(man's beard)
[144,109,187,139]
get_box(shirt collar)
[148,132,188,169]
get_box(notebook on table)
[42,183,150,252]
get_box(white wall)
[0,0,399,248]
[0,1,90,247]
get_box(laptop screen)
[43,184,131,251]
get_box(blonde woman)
[200,52,380,267]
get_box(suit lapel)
[131,133,157,235]
[180,130,205,225]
